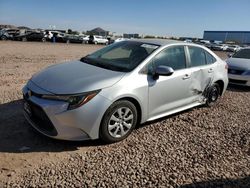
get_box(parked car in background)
[0,28,20,40]
[44,31,65,42]
[22,39,228,143]
[183,39,192,43]
[63,35,85,44]
[114,38,129,43]
[204,43,216,50]
[88,35,109,45]
[0,29,11,40]
[227,45,241,52]
[14,31,46,42]
[211,44,228,51]
[226,48,250,86]
[82,35,89,43]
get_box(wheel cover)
[108,107,134,138]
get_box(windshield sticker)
[141,44,158,49]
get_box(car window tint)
[205,51,216,64]
[189,46,206,67]
[153,46,186,70]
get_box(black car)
[63,35,84,44]
[14,31,46,42]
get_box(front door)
[147,45,194,119]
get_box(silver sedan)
[226,48,250,86]
[23,39,228,143]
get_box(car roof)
[131,39,182,46]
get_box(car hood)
[31,60,125,94]
[227,58,250,70]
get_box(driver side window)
[147,46,186,74]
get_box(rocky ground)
[0,41,249,187]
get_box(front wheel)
[205,83,220,107]
[1,36,7,40]
[100,100,138,143]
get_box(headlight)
[42,90,100,110]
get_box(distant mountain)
[0,24,18,29]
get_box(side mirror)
[227,53,233,58]
[153,65,174,80]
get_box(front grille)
[228,68,245,75]
[23,96,57,136]
[229,79,247,85]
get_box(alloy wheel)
[108,107,134,138]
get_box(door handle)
[182,74,191,80]
[208,68,213,73]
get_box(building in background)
[123,33,139,39]
[87,27,109,37]
[203,31,250,44]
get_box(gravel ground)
[0,41,250,187]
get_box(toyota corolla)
[23,39,228,143]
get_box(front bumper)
[22,82,112,141]
[228,74,250,86]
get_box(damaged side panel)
[189,67,214,103]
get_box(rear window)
[188,46,206,67]
[205,51,216,64]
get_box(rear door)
[186,46,216,101]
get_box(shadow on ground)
[1,84,249,153]
[0,100,105,153]
[227,84,250,92]
[179,176,250,188]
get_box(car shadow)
[0,99,105,153]
[227,83,250,92]
[179,175,250,188]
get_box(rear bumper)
[228,74,250,86]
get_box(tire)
[100,100,138,143]
[41,38,46,42]
[205,83,220,107]
[22,37,27,42]
[1,36,7,40]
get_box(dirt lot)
[0,41,249,187]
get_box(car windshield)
[80,41,159,72]
[232,49,250,59]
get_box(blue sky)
[0,0,250,37]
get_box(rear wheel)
[100,100,137,143]
[205,83,220,107]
